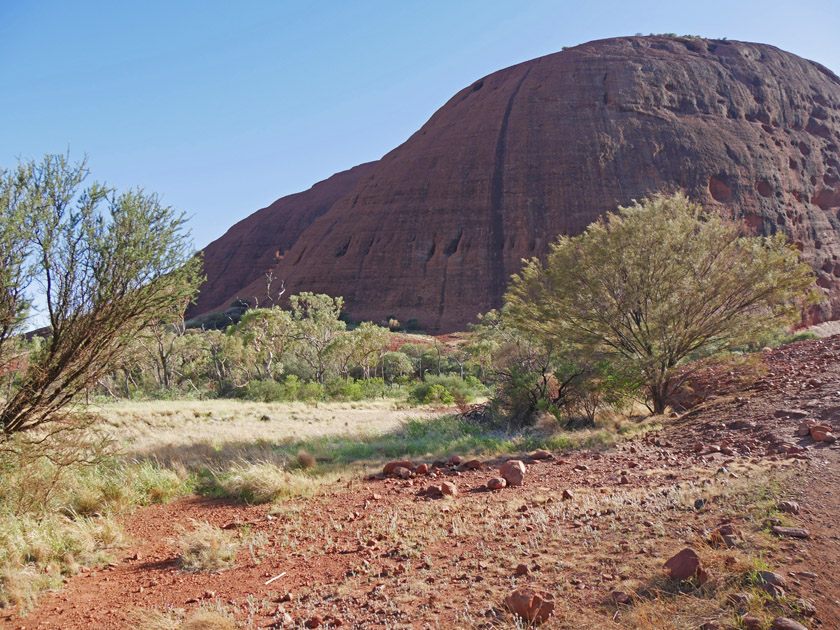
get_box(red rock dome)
[192,36,840,331]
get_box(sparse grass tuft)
[296,449,316,469]
[205,462,321,504]
[175,520,239,573]
[133,607,238,630]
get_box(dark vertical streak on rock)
[489,67,531,307]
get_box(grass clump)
[134,606,238,630]
[203,462,320,504]
[175,520,238,573]
[0,431,190,611]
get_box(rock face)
[192,36,840,332]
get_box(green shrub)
[409,375,487,405]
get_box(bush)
[175,520,238,573]
[409,375,487,406]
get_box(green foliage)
[505,193,820,413]
[408,375,487,406]
[0,153,202,434]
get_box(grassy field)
[0,398,656,613]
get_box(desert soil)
[4,336,840,629]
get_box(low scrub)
[0,433,190,611]
[203,462,319,504]
[175,520,238,573]
[408,375,487,406]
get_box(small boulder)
[609,590,631,604]
[759,582,786,598]
[726,592,752,606]
[663,548,702,581]
[504,587,555,624]
[392,465,413,479]
[771,526,810,539]
[487,477,506,490]
[426,484,443,496]
[514,563,529,575]
[797,422,812,437]
[441,481,458,497]
[415,463,429,475]
[530,449,551,460]
[770,618,808,630]
[777,501,799,514]
[500,460,526,487]
[757,570,786,588]
[448,455,462,466]
[464,459,482,470]
[741,617,762,630]
[383,460,415,475]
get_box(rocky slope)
[192,36,840,332]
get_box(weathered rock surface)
[664,547,703,580]
[504,587,555,624]
[192,36,840,331]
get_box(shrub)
[409,375,487,406]
[505,193,819,413]
[175,520,238,573]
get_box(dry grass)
[175,520,239,573]
[95,399,442,457]
[133,607,238,630]
[212,462,327,504]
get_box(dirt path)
[4,337,840,629]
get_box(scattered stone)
[726,592,752,606]
[710,524,740,548]
[487,477,506,490]
[441,481,458,497]
[775,409,808,419]
[777,501,800,514]
[573,464,589,471]
[500,460,526,487]
[609,590,631,604]
[663,548,702,581]
[514,563,529,576]
[757,571,788,589]
[530,449,551,460]
[797,422,812,437]
[741,616,762,630]
[448,455,462,466]
[561,489,574,501]
[426,485,443,496]
[759,582,786,598]
[770,618,808,630]
[824,433,837,444]
[700,623,721,630]
[281,612,294,628]
[771,526,810,539]
[393,465,413,479]
[415,463,429,475]
[794,571,818,579]
[619,475,630,485]
[694,498,708,510]
[305,616,322,629]
[795,599,816,616]
[504,587,555,624]
[464,459,482,470]
[383,460,415,475]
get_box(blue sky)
[2,0,838,250]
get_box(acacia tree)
[0,154,202,435]
[505,193,820,414]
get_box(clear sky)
[2,0,838,251]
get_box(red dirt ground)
[4,336,840,629]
